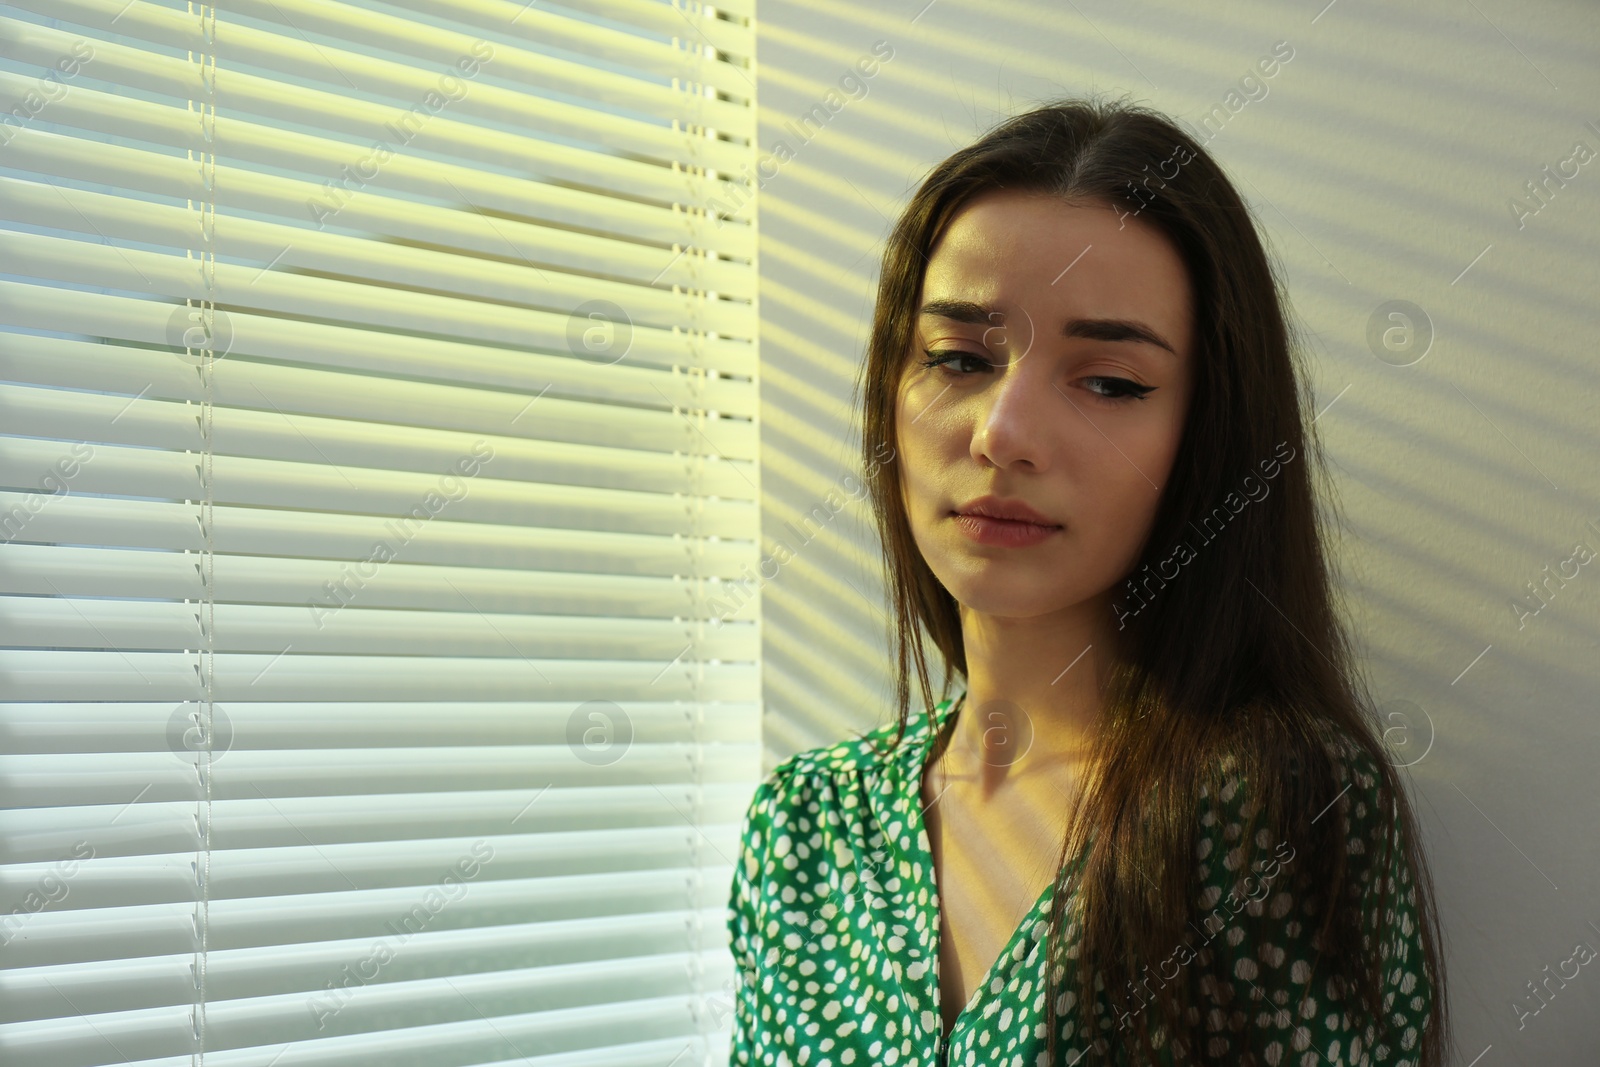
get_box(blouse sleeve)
[725,771,781,1066]
[1188,745,1433,1066]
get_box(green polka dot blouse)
[726,691,1433,1066]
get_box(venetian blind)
[0,0,760,1064]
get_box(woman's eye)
[917,349,993,375]
[1083,377,1156,402]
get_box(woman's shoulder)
[730,702,947,880]
[726,705,943,958]
[1191,716,1412,921]
[1187,717,1433,1064]
[742,705,941,809]
[1198,716,1393,820]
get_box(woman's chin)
[947,585,1077,620]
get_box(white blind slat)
[0,173,756,304]
[1,544,753,616]
[0,493,760,575]
[0,13,755,175]
[0,108,755,253]
[0,298,759,414]
[23,0,754,127]
[0,233,758,373]
[0,651,758,702]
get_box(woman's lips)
[951,512,1063,547]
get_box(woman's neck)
[952,603,1114,797]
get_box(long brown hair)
[852,95,1448,1065]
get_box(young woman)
[728,97,1448,1066]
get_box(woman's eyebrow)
[1062,317,1178,356]
[917,298,1178,356]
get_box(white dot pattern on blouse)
[725,693,1432,1066]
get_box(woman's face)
[895,190,1196,626]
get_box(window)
[0,1,759,1063]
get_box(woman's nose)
[970,361,1051,470]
